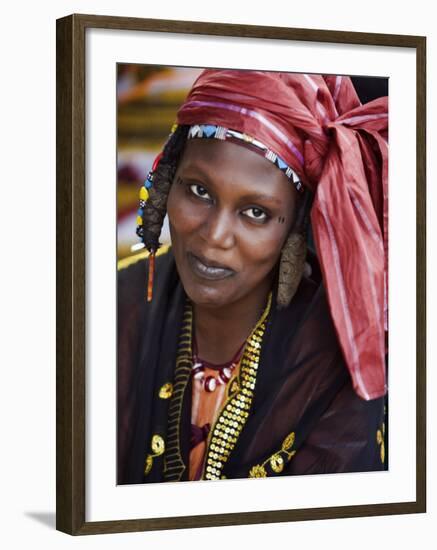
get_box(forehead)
[177,138,293,200]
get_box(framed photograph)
[56,13,426,535]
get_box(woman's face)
[167,138,298,309]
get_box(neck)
[193,279,272,364]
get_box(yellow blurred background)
[117,64,202,260]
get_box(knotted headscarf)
[175,69,388,401]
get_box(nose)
[200,207,235,250]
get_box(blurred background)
[116,66,388,260]
[117,65,202,260]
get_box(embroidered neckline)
[163,300,194,481]
[203,292,272,480]
[164,291,272,481]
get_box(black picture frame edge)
[56,13,426,536]
[415,31,427,519]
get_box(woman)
[117,69,388,484]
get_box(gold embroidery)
[282,432,295,451]
[144,454,153,476]
[248,431,297,479]
[377,422,386,464]
[151,435,165,455]
[163,301,193,481]
[144,434,165,477]
[270,454,284,473]
[249,465,267,478]
[228,378,240,397]
[376,430,383,445]
[159,383,173,399]
[204,293,273,481]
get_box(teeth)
[199,258,221,269]
[195,255,227,271]
[198,259,226,273]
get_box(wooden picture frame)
[56,13,426,535]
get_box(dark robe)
[117,247,388,484]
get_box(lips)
[187,252,235,281]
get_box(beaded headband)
[187,124,303,193]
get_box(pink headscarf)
[176,70,388,400]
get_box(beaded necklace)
[191,335,246,393]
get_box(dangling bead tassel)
[146,250,156,302]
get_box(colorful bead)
[205,376,217,392]
[192,365,205,379]
[219,367,232,384]
[203,124,217,138]
[140,187,149,201]
[151,152,163,171]
[191,354,237,393]
[277,157,287,170]
[136,215,143,226]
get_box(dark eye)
[189,183,212,201]
[242,207,268,222]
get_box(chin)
[183,279,233,309]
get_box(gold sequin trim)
[204,293,272,481]
[248,431,296,479]
[159,382,173,399]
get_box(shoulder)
[117,244,174,305]
[271,273,335,347]
[265,262,345,384]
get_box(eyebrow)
[241,193,283,206]
[177,161,216,187]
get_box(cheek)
[167,183,209,232]
[167,186,205,237]
[238,224,289,272]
